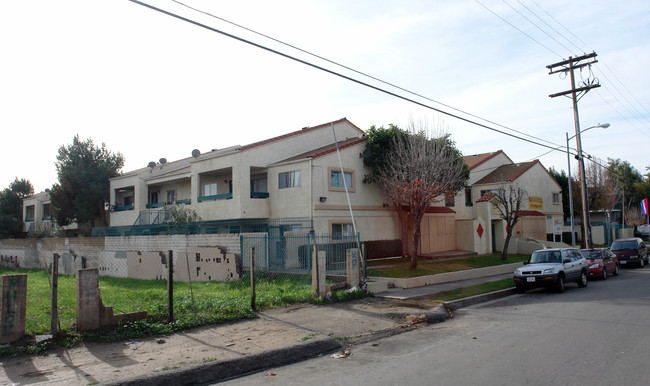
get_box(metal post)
[167,250,173,323]
[566,132,576,247]
[50,253,59,337]
[250,247,256,312]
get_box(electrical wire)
[473,0,563,59]
[170,0,563,149]
[129,0,568,154]
[501,0,575,54]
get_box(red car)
[580,248,620,279]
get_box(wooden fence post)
[167,250,173,323]
[250,247,256,312]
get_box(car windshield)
[611,241,637,251]
[580,250,601,259]
[530,250,562,264]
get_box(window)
[150,192,158,204]
[204,183,217,196]
[123,196,134,206]
[279,170,301,189]
[251,177,268,193]
[25,205,35,221]
[445,193,455,207]
[465,187,473,207]
[552,192,560,204]
[332,223,354,236]
[331,170,352,189]
[167,190,176,204]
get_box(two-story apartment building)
[101,121,562,257]
[107,118,400,242]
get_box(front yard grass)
[367,254,528,278]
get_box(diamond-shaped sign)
[477,223,484,238]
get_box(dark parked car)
[580,248,619,279]
[610,238,648,268]
[513,248,589,293]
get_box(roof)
[475,161,538,184]
[271,137,368,165]
[239,118,363,152]
[518,210,545,216]
[463,150,511,171]
[476,192,497,202]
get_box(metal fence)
[1,228,365,337]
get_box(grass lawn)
[0,267,318,337]
[367,254,528,278]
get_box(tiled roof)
[272,137,367,164]
[239,118,363,152]
[463,150,510,171]
[519,210,545,216]
[475,161,538,184]
[476,192,497,202]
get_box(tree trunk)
[501,231,512,260]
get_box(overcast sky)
[2,0,649,193]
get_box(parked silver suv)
[513,248,589,293]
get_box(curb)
[103,335,342,386]
[443,288,518,310]
[385,304,452,324]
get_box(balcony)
[114,205,134,212]
[175,199,191,205]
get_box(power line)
[473,0,563,59]
[169,0,562,149]
[129,0,568,154]
[517,0,584,54]
[501,0,574,54]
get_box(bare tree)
[378,127,468,270]
[625,206,645,228]
[492,184,527,260]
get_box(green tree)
[0,178,34,238]
[361,124,408,183]
[607,158,643,210]
[364,123,469,269]
[50,135,124,234]
[167,205,201,234]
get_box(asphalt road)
[222,267,650,386]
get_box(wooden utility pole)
[547,52,600,248]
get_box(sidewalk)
[0,272,517,386]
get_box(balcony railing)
[175,199,191,205]
[197,193,233,202]
[250,192,269,199]
[145,202,167,209]
[114,205,134,212]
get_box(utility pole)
[547,52,600,248]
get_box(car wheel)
[601,268,607,280]
[578,270,588,288]
[640,258,645,268]
[613,264,620,276]
[555,273,565,293]
[515,284,526,293]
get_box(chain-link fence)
[0,227,365,336]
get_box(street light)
[566,123,610,247]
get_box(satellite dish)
[159,158,167,165]
[191,149,201,158]
[147,161,156,168]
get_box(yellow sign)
[529,196,543,210]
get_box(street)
[223,268,650,385]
